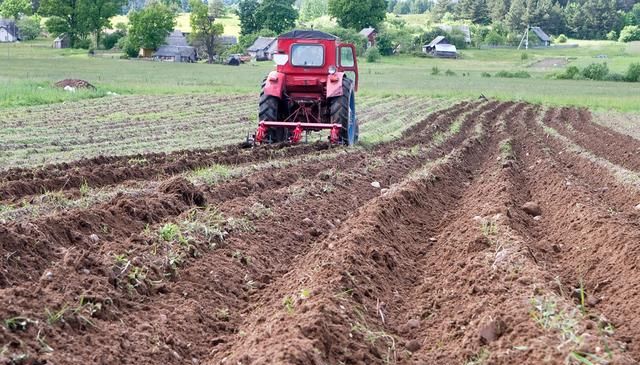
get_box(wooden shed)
[359,27,377,49]
[53,33,70,48]
[0,19,19,43]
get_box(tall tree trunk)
[207,36,214,63]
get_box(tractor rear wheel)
[329,78,358,145]
[259,83,288,143]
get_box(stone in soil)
[406,339,422,352]
[522,201,542,216]
[479,319,507,344]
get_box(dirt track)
[1,100,640,365]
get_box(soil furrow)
[205,102,507,364]
[0,101,481,365]
[510,107,640,359]
[545,107,640,172]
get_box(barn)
[247,37,277,61]
[153,30,197,62]
[0,19,19,43]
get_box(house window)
[291,44,324,67]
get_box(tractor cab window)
[340,47,355,67]
[291,44,324,67]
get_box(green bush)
[606,31,617,41]
[445,69,456,76]
[619,26,640,42]
[521,52,529,60]
[481,72,491,78]
[16,16,41,41]
[118,36,139,58]
[604,73,626,82]
[625,63,640,82]
[74,38,91,49]
[494,70,531,78]
[102,30,125,50]
[375,32,394,56]
[365,46,381,62]
[581,62,609,80]
[555,65,580,79]
[556,34,567,43]
[484,30,505,46]
[431,66,440,75]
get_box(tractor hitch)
[255,121,342,145]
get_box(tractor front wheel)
[329,78,358,146]
[259,85,288,143]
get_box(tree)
[255,0,298,34]
[566,0,622,39]
[209,0,225,17]
[411,0,431,13]
[505,0,526,31]
[128,1,175,49]
[432,0,455,21]
[394,0,411,14]
[457,0,490,24]
[300,0,327,20]
[236,0,259,35]
[328,0,387,29]
[83,0,125,48]
[189,0,224,63]
[622,3,639,26]
[39,0,88,46]
[16,15,40,39]
[387,0,397,12]
[0,0,32,19]
[488,0,510,22]
[619,25,640,41]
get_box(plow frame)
[254,97,342,144]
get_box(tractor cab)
[255,30,360,146]
[272,30,359,94]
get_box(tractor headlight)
[328,65,337,74]
[273,54,289,66]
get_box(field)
[1,92,640,364]
[2,32,640,364]
[2,40,640,111]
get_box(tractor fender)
[263,71,286,98]
[326,72,349,98]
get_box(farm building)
[531,27,551,46]
[154,45,197,62]
[423,36,449,53]
[247,37,277,61]
[152,30,197,62]
[423,36,458,58]
[434,44,458,58]
[165,29,189,47]
[0,19,19,43]
[52,34,70,49]
[438,24,471,44]
[359,27,377,49]
[219,35,238,46]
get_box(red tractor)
[254,30,360,145]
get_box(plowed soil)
[2,100,640,365]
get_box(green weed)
[4,316,33,331]
[283,295,295,314]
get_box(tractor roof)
[278,30,338,41]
